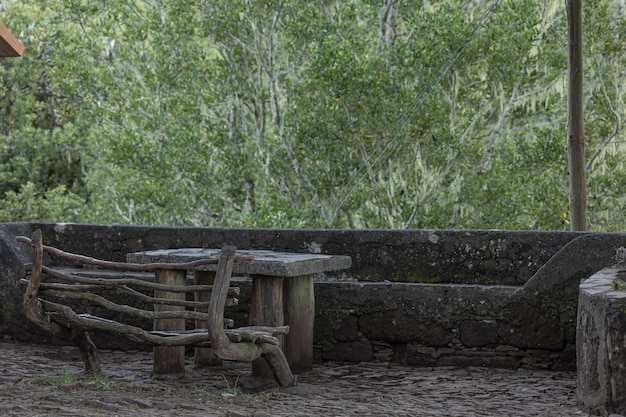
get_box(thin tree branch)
[477,82,521,175]
[587,60,622,172]
[261,12,325,217]
[405,99,493,228]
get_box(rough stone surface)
[497,301,564,350]
[577,266,626,416]
[358,309,450,346]
[4,223,626,372]
[0,223,41,339]
[314,282,575,370]
[0,339,586,417]
[459,319,498,347]
[321,340,374,362]
[332,314,359,342]
[7,222,587,284]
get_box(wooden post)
[194,270,221,366]
[153,269,186,374]
[566,0,587,231]
[249,275,284,377]
[283,275,315,373]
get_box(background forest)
[0,0,625,230]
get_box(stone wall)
[6,222,582,284]
[313,282,571,369]
[577,267,626,415]
[2,222,626,371]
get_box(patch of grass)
[0,386,16,398]
[32,372,118,391]
[35,372,77,387]
[221,375,239,398]
[0,301,15,323]
[88,374,118,391]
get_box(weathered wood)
[72,330,101,373]
[153,269,186,374]
[283,274,315,373]
[237,325,290,335]
[21,278,237,309]
[194,270,221,366]
[208,247,295,386]
[16,235,253,270]
[39,304,214,346]
[566,0,587,231]
[33,286,228,320]
[40,264,239,294]
[18,231,295,386]
[207,247,238,355]
[249,275,284,378]
[127,246,350,373]
[22,230,101,372]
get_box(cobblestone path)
[0,340,586,416]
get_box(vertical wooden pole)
[249,276,284,377]
[283,275,315,373]
[153,269,186,374]
[567,0,587,231]
[194,270,222,366]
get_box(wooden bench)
[18,230,296,387]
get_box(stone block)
[460,320,498,347]
[577,267,626,416]
[498,302,564,350]
[333,315,359,342]
[404,344,438,367]
[437,353,518,369]
[359,309,449,346]
[322,340,373,362]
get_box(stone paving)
[0,339,588,416]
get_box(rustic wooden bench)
[18,230,296,386]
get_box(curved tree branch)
[586,59,622,172]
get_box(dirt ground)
[0,339,586,417]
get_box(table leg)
[283,274,314,373]
[153,269,186,374]
[194,270,221,366]
[249,275,284,377]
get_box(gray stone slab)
[127,248,352,277]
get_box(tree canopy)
[1,0,625,230]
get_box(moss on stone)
[0,301,14,324]
[404,272,441,284]
[611,276,626,292]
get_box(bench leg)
[249,275,284,378]
[73,330,101,374]
[261,344,297,387]
[153,269,186,374]
[283,274,314,373]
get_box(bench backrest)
[19,230,242,346]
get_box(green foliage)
[1,0,626,230]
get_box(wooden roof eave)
[0,21,25,58]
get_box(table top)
[127,248,352,277]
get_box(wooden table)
[127,248,351,375]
